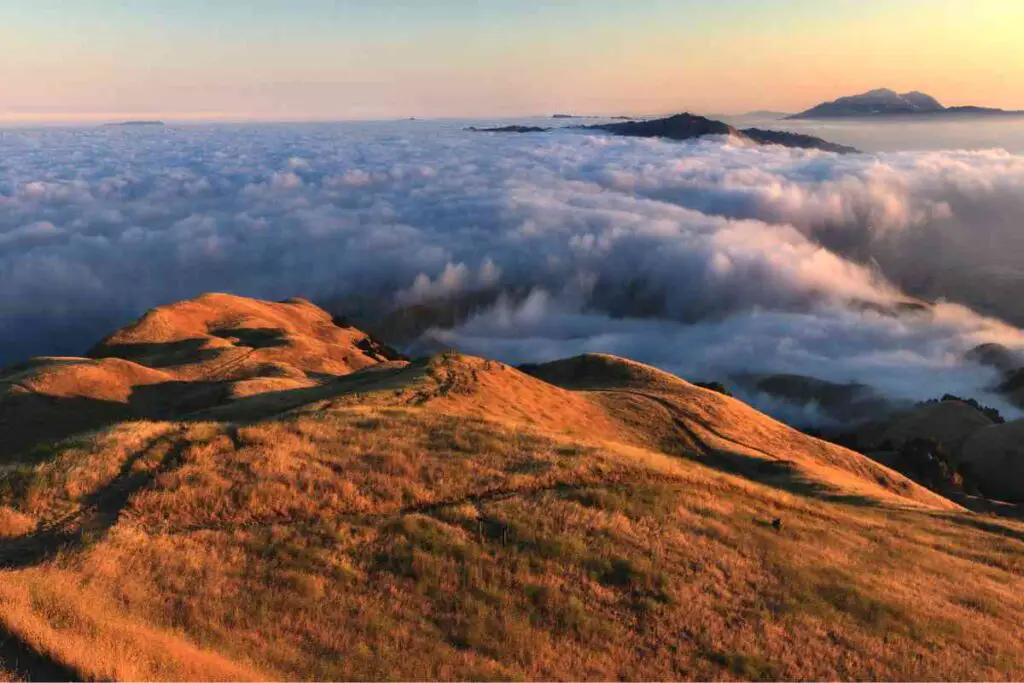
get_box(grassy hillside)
[1,297,1022,680]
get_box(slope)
[0,293,404,457]
[0,296,1021,680]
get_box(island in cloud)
[468,112,859,153]
[787,88,1024,120]
[103,120,166,127]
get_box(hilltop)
[789,88,1024,119]
[0,293,403,455]
[1,294,1022,680]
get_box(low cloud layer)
[3,121,1024,420]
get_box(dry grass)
[0,293,402,457]
[0,507,34,539]
[1,346,1022,679]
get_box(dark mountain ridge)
[469,112,859,153]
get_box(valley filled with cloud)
[3,121,1024,420]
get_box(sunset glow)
[2,0,1023,122]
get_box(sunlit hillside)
[0,296,1019,679]
[0,295,1021,680]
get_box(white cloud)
[2,121,1024,421]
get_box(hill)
[1,294,1023,680]
[960,420,1024,501]
[469,113,860,153]
[852,395,1024,503]
[0,293,403,455]
[732,373,899,425]
[789,88,1024,120]
[585,114,859,153]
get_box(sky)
[1,0,1024,122]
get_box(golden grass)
[0,350,1022,679]
[0,571,264,681]
[0,507,34,539]
[1,293,403,458]
[91,292,389,378]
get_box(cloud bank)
[3,121,1024,421]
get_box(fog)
[2,117,1023,421]
[723,113,1024,154]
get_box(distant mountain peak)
[788,88,949,119]
[788,89,1024,120]
[899,91,945,110]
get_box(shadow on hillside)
[2,357,418,462]
[690,440,883,509]
[9,339,1024,545]
[698,434,1024,525]
[0,436,189,571]
[939,510,1024,544]
[0,621,83,682]
[88,337,223,368]
[209,327,290,350]
[662,406,886,509]
[0,380,231,459]
[2,331,414,461]
[88,327,290,367]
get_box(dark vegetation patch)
[588,555,675,605]
[560,482,679,523]
[0,464,49,508]
[695,381,733,397]
[702,649,780,681]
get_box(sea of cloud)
[2,120,1024,421]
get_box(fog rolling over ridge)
[724,113,1024,154]
[3,118,1024,423]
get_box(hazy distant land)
[103,120,166,127]
[469,112,859,153]
[789,88,1024,120]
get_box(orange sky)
[1,0,1022,122]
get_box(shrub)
[897,437,969,492]
[695,381,732,397]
